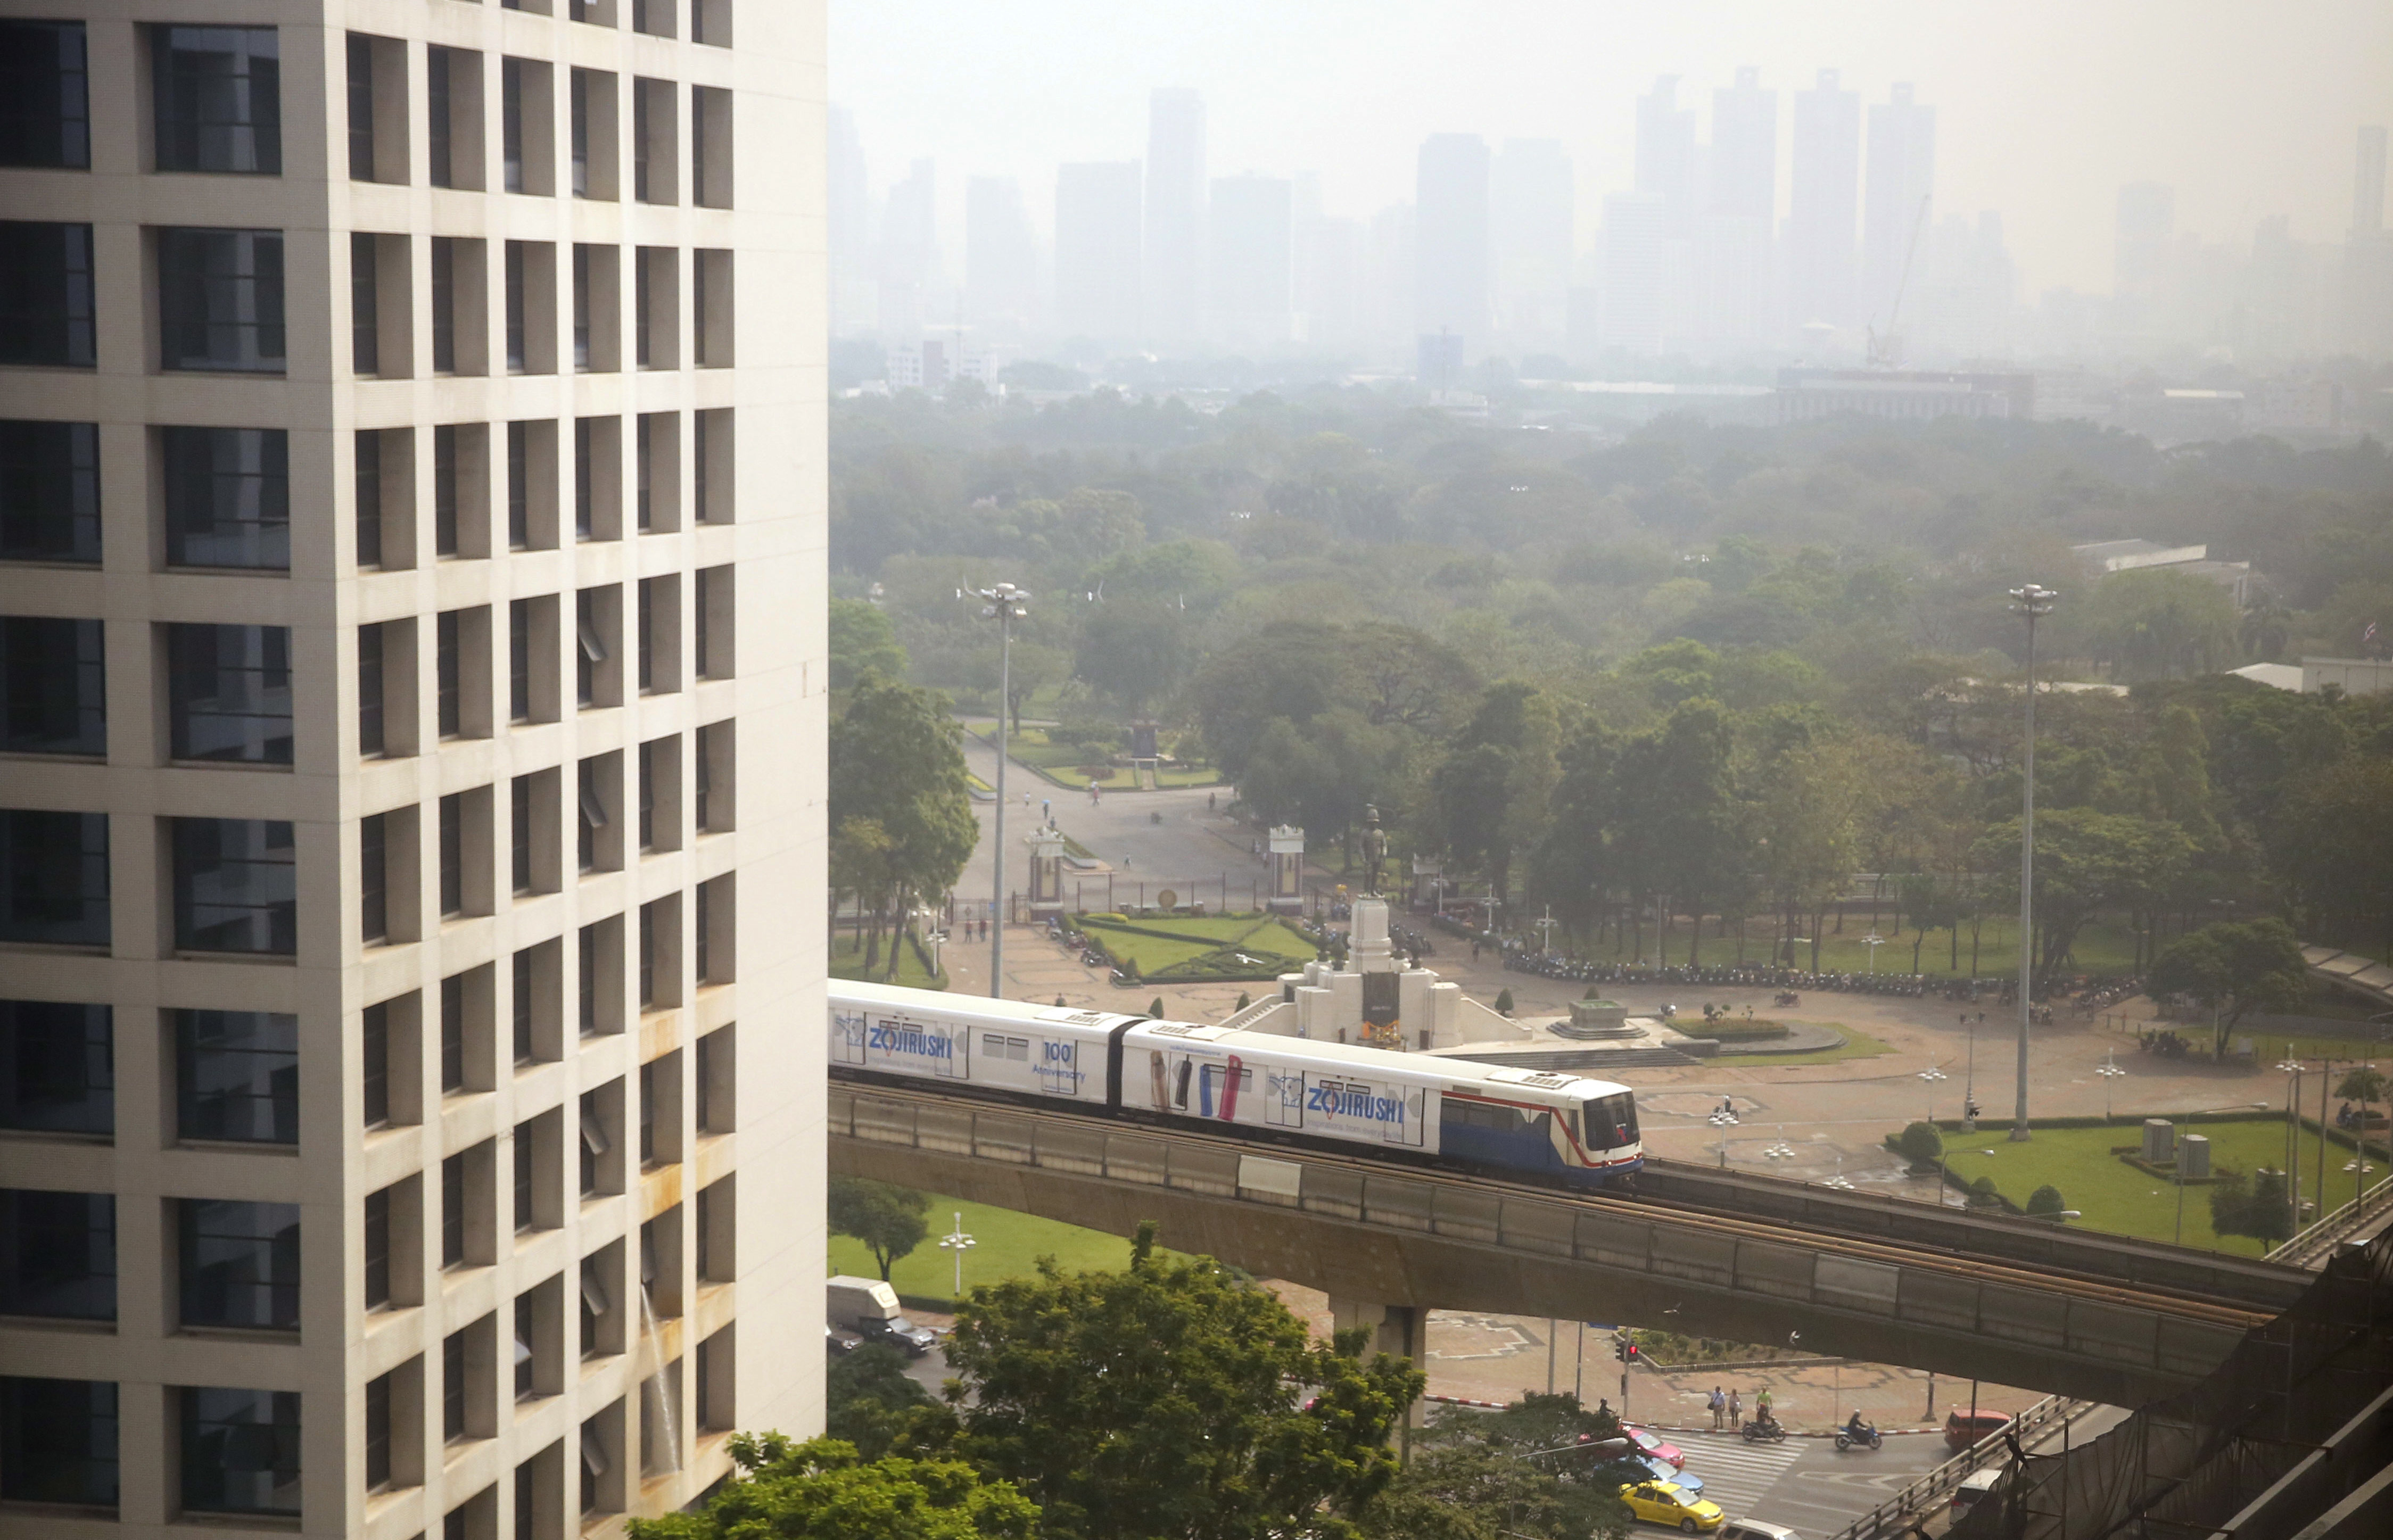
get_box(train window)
[981,1033,1003,1054]
[1005,1037,1028,1061]
[1586,1092,1638,1149]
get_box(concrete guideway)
[829,1079,2292,1408]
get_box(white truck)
[825,1274,939,1357]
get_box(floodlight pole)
[975,583,1029,998]
[2010,584,2057,1143]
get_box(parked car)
[1620,1479,1724,1533]
[1627,1426,1687,1469]
[826,1274,940,1357]
[1945,1409,2012,1451]
[825,1326,863,1356]
[1719,1521,1800,1540]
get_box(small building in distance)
[1774,366,2035,424]
[2073,538,2254,607]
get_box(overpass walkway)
[830,1079,2311,1407]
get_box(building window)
[442,1152,466,1267]
[354,428,383,565]
[438,797,465,919]
[364,1369,393,1489]
[0,615,105,756]
[0,221,95,367]
[179,1387,301,1518]
[166,624,291,765]
[152,26,280,175]
[437,610,462,737]
[0,1188,114,1320]
[350,232,378,375]
[440,971,466,1093]
[0,21,90,169]
[0,1377,117,1511]
[358,623,385,756]
[175,1010,296,1145]
[162,425,289,569]
[0,1000,111,1135]
[431,238,457,374]
[158,227,284,374]
[171,817,296,956]
[0,419,100,564]
[361,1000,390,1128]
[569,69,590,197]
[509,600,533,721]
[504,243,527,371]
[360,812,389,945]
[0,808,109,947]
[345,34,373,179]
[178,1198,299,1330]
[433,423,459,552]
[572,245,592,371]
[362,1186,390,1307]
[501,58,524,192]
[507,422,531,545]
[443,1328,468,1443]
[427,46,455,188]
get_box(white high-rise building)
[1702,68,1776,350]
[829,105,873,335]
[1415,134,1491,367]
[1208,175,1293,350]
[1788,69,1861,334]
[877,158,939,339]
[1600,192,1672,354]
[1055,161,1143,344]
[0,5,826,1536]
[1143,89,1206,347]
[1862,83,1937,339]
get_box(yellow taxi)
[1620,1478,1727,1533]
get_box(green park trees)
[626,1435,1038,1540]
[829,675,978,978]
[2148,920,2311,1054]
[829,1178,933,1281]
[907,1222,1423,1540]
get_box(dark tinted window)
[351,233,378,375]
[153,26,280,174]
[163,426,288,569]
[0,615,104,755]
[0,1188,114,1319]
[361,1002,390,1128]
[358,623,385,755]
[177,1198,300,1329]
[0,419,100,564]
[0,808,108,946]
[0,1376,117,1509]
[0,1000,111,1135]
[0,221,94,367]
[170,817,296,955]
[180,1386,301,1517]
[354,428,383,564]
[345,35,373,180]
[360,813,388,943]
[1587,1091,1639,1150]
[167,624,291,764]
[175,1010,298,1145]
[0,21,89,169]
[158,228,284,373]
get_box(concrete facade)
[0,3,825,1535]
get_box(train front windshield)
[1583,1091,1639,1151]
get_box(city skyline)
[830,0,2392,301]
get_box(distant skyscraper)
[829,105,874,333]
[878,158,939,337]
[1416,134,1491,360]
[1862,83,1936,337]
[2115,182,2176,305]
[1635,77,1699,220]
[1208,175,1294,348]
[2348,126,2392,356]
[1055,161,1144,343]
[966,176,1041,340]
[1789,69,1861,333]
[1144,89,1207,345]
[1600,192,1671,354]
[1492,138,1575,346]
[1702,68,1777,349]
[1298,212,1365,350]
[1369,202,1417,354]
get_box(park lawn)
[1721,1024,1894,1066]
[1671,917,2143,980]
[830,1193,1171,1311]
[830,934,946,990]
[1075,930,1218,974]
[1931,1117,2383,1257]
[1080,915,1317,974]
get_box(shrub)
[1495,988,1515,1016]
[1969,1175,2001,1206]
[2027,1185,2067,1218]
[1898,1121,1944,1168]
[1148,996,1166,1020]
[1235,991,1252,1011]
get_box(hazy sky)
[831,0,2393,297]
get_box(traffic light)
[1612,1335,1627,1362]
[1624,1339,1641,1364]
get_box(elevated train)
[831,982,1643,1187]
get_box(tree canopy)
[829,1178,933,1281]
[626,1435,1038,1540]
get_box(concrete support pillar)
[1329,1297,1425,1455]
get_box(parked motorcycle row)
[1499,953,1944,998]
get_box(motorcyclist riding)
[1846,1411,1869,1439]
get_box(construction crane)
[1866,193,1933,369]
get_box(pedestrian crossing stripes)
[1661,1433,1805,1521]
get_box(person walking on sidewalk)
[1709,1387,1726,1430]
[1728,1388,1742,1429]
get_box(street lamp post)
[973,583,1030,999]
[2098,1050,2126,1122]
[2277,1055,2304,1235]
[1709,1107,1740,1169]
[1862,931,1887,975]
[2009,583,2058,1143]
[937,1211,978,1306]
